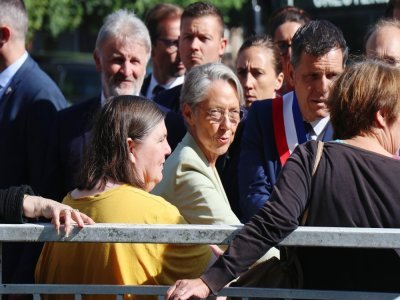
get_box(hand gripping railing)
[1,224,400,299]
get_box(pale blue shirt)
[309,115,330,141]
[0,51,28,100]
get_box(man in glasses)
[364,18,400,68]
[269,6,311,94]
[153,1,227,112]
[142,4,185,99]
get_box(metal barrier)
[1,224,400,299]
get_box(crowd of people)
[1,0,400,298]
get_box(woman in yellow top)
[35,96,215,300]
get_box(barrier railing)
[1,224,400,299]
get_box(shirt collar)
[0,51,28,91]
[310,115,330,138]
[146,74,184,99]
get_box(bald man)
[365,19,400,67]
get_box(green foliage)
[24,0,247,40]
[25,0,83,37]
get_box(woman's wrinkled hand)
[23,195,95,235]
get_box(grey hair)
[180,63,244,110]
[0,0,28,41]
[95,9,151,59]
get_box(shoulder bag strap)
[300,141,324,226]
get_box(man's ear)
[93,50,101,72]
[0,26,11,44]
[182,103,194,126]
[127,138,136,164]
[219,37,228,57]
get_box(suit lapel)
[0,57,34,119]
[322,122,334,141]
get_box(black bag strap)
[300,141,324,226]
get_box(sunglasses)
[157,38,179,53]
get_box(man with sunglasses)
[269,6,311,94]
[153,1,227,112]
[142,4,185,99]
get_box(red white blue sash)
[272,92,307,166]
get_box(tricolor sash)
[272,92,307,166]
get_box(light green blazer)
[152,133,241,225]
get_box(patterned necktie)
[152,85,165,97]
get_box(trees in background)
[25,0,246,39]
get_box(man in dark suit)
[153,2,227,112]
[238,20,348,222]
[0,0,67,286]
[47,9,185,200]
[141,3,185,99]
[0,0,67,192]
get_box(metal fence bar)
[1,224,400,248]
[2,224,400,299]
[0,285,399,300]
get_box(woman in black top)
[166,60,400,298]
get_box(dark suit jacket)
[153,84,182,112]
[46,96,186,200]
[44,96,101,199]
[238,98,333,222]
[0,55,67,192]
[0,55,67,284]
[140,74,151,97]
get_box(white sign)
[313,0,388,8]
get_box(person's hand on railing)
[166,278,211,300]
[22,195,95,235]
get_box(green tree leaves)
[25,0,246,39]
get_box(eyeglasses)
[201,107,243,125]
[157,38,179,53]
[275,40,292,56]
